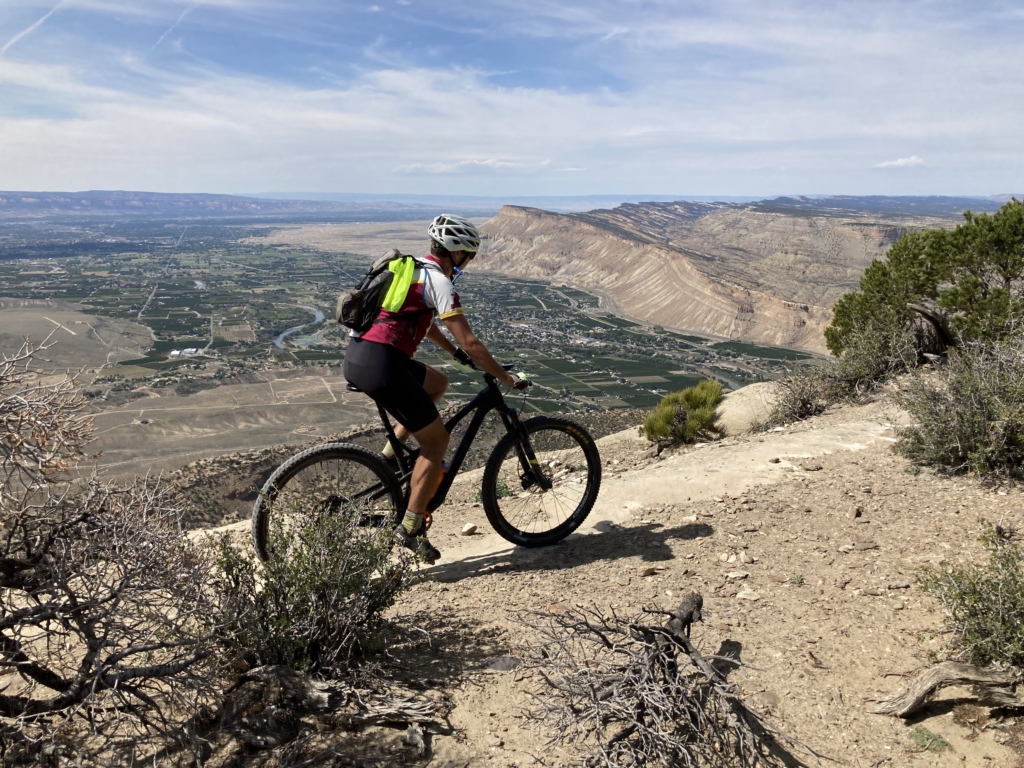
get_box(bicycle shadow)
[426,520,714,583]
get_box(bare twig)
[1,341,223,765]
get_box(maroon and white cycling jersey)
[356,254,463,357]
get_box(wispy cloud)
[875,156,926,168]
[1,0,65,57]
[0,1,1021,196]
[394,158,527,174]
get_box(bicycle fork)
[500,408,553,492]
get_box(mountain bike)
[251,363,602,562]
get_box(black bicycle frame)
[376,372,550,513]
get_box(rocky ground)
[380,401,1024,768]
[200,398,1024,768]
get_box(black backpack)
[336,250,419,332]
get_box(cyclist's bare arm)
[425,321,458,357]
[441,314,517,387]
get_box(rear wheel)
[251,443,403,562]
[481,417,602,547]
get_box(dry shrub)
[1,341,222,766]
[215,507,416,674]
[766,326,920,427]
[897,337,1024,477]
[919,523,1024,667]
[765,368,835,426]
[641,380,723,445]
[833,324,920,395]
[521,604,805,768]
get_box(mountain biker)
[342,214,529,563]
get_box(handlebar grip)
[452,348,476,368]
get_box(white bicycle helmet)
[428,214,481,253]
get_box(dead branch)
[872,661,1024,717]
[907,304,955,353]
[520,594,816,768]
[1,341,224,766]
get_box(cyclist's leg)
[406,416,449,515]
[390,365,448,446]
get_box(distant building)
[169,350,181,358]
[182,348,198,356]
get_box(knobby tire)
[481,416,602,547]
[251,442,403,562]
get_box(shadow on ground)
[428,521,714,583]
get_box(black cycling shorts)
[343,338,438,433]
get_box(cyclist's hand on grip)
[511,373,532,391]
[452,348,475,367]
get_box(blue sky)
[1,0,1022,197]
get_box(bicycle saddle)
[346,383,363,393]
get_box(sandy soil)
[369,400,1024,768]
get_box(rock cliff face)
[478,202,929,353]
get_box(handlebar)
[453,350,528,389]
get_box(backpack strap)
[370,253,435,325]
[381,256,417,312]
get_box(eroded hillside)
[479,200,960,353]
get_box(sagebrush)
[216,504,415,672]
[896,337,1024,477]
[641,380,723,444]
[919,524,1024,667]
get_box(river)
[273,305,326,349]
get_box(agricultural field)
[0,217,820,476]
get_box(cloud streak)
[0,1,1021,195]
[875,156,926,168]
[149,3,199,54]
[1,0,66,57]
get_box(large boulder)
[715,382,780,436]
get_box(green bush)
[641,380,723,444]
[215,506,415,672]
[826,230,943,358]
[472,477,511,504]
[896,338,1024,477]
[919,524,1024,667]
[909,725,948,753]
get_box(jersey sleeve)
[423,269,463,320]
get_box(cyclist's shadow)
[427,519,714,583]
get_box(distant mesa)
[478,196,1007,353]
[2,190,1013,221]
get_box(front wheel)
[482,416,602,547]
[251,443,404,562]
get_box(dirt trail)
[204,400,1024,766]
[388,400,1024,768]
[431,410,900,577]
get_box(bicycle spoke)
[484,418,600,545]
[253,444,402,562]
